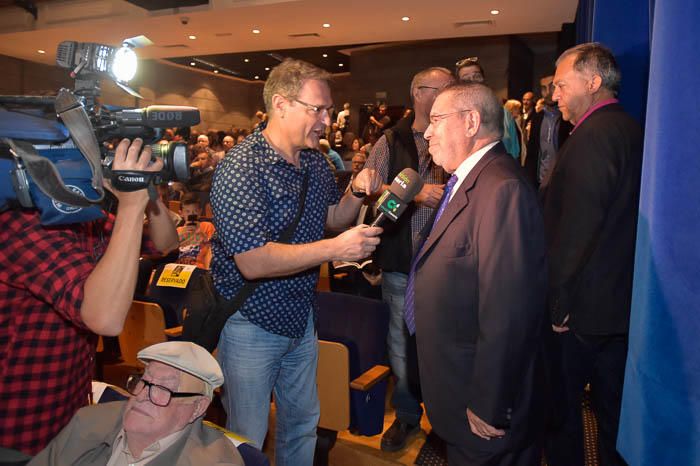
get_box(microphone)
[116,106,201,128]
[370,168,424,227]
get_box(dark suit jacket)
[523,109,572,188]
[414,143,547,452]
[541,103,643,335]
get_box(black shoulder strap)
[227,170,310,307]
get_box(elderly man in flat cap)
[29,342,244,466]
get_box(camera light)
[112,46,137,82]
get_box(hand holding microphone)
[334,224,383,261]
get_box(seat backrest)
[118,300,168,366]
[315,292,390,435]
[144,265,209,326]
[317,340,350,431]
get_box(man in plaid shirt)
[0,138,179,456]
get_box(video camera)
[0,37,200,225]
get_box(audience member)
[210,58,382,465]
[222,135,235,153]
[196,134,209,147]
[336,102,351,133]
[0,139,178,455]
[318,138,345,171]
[29,341,244,466]
[456,56,521,160]
[504,99,526,165]
[365,66,454,452]
[521,90,536,139]
[415,82,546,466]
[366,103,391,140]
[177,192,215,269]
[187,144,216,194]
[330,122,343,149]
[524,75,572,188]
[542,42,643,466]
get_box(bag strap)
[225,170,310,308]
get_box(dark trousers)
[447,440,540,466]
[545,331,629,466]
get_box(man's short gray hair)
[440,83,504,139]
[556,42,621,96]
[410,67,454,102]
[263,58,331,114]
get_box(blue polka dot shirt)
[210,126,340,338]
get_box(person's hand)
[467,408,505,440]
[552,314,570,333]
[352,168,383,196]
[104,138,163,211]
[414,183,445,209]
[334,224,382,261]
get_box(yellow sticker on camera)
[156,263,197,288]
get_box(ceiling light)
[213,69,219,73]
[244,58,250,63]
[254,75,260,79]
[338,63,344,67]
[322,53,328,58]
[322,23,331,28]
[190,62,196,66]
[490,9,500,15]
[188,35,197,40]
[265,67,270,71]
[252,29,261,34]
[401,16,410,22]
[37,49,46,54]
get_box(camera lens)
[150,142,190,183]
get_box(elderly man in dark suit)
[407,82,547,465]
[542,42,643,466]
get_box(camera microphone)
[370,168,424,228]
[115,106,201,128]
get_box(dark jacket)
[415,143,547,452]
[541,103,643,335]
[524,109,572,188]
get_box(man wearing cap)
[29,342,244,466]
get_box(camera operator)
[0,138,179,457]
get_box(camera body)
[0,39,201,225]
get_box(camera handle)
[54,89,104,197]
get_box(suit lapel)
[415,144,503,265]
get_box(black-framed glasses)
[428,109,473,125]
[456,56,479,67]
[290,98,335,117]
[126,374,204,407]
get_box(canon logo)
[118,175,145,183]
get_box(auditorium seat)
[314,292,391,465]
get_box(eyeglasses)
[290,98,335,117]
[428,109,473,125]
[455,56,479,67]
[126,374,204,407]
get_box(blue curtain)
[614,2,700,465]
[574,1,700,464]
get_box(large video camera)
[0,37,200,225]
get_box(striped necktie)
[404,174,458,335]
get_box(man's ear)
[271,94,288,118]
[465,110,482,138]
[588,74,603,94]
[188,397,210,423]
